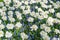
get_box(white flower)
[43,36,50,40]
[8,16,15,22]
[41,0,48,4]
[2,16,7,21]
[6,24,15,29]
[41,12,48,18]
[46,17,54,26]
[23,10,30,15]
[8,11,13,17]
[1,12,6,16]
[0,31,4,37]
[27,17,34,22]
[44,27,51,33]
[40,31,47,37]
[0,2,4,7]
[40,24,47,29]
[13,1,22,8]
[0,9,3,13]
[56,12,60,18]
[2,6,7,11]
[54,29,60,34]
[52,37,58,40]
[49,8,55,13]
[20,32,28,40]
[38,15,44,20]
[0,20,2,24]
[0,24,5,29]
[8,7,15,10]
[20,6,25,10]
[48,5,52,8]
[5,31,12,38]
[38,8,43,12]
[41,3,48,8]
[4,0,11,5]
[30,12,35,17]
[53,1,60,9]
[15,11,22,20]
[53,18,60,24]
[30,24,38,31]
[15,22,22,29]
[35,6,38,9]
[24,1,28,5]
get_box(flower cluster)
[0,0,60,40]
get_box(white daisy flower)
[5,31,12,38]
[0,2,4,7]
[54,29,60,34]
[15,22,22,29]
[6,24,15,29]
[49,8,55,13]
[2,16,7,21]
[27,17,34,22]
[0,31,4,37]
[0,24,5,29]
[0,20,2,24]
[20,32,28,40]
[56,12,60,18]
[30,24,38,31]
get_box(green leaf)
[0,0,3,2]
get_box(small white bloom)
[30,12,35,17]
[4,0,11,5]
[56,12,60,18]
[43,36,50,40]
[0,2,4,7]
[15,11,22,20]
[40,31,47,37]
[44,27,51,33]
[0,20,2,24]
[52,37,58,40]
[30,24,38,31]
[27,17,34,22]
[0,9,3,13]
[20,6,25,10]
[41,3,48,9]
[2,6,7,11]
[1,12,6,16]
[38,8,43,12]
[8,7,15,10]
[53,18,60,24]
[24,1,28,5]
[5,31,12,38]
[8,16,15,22]
[15,22,22,29]
[8,11,13,16]
[0,31,4,37]
[40,24,47,29]
[49,8,55,13]
[0,24,5,29]
[23,10,30,15]
[35,6,38,9]
[41,12,48,18]
[46,17,54,26]
[38,15,44,20]
[13,1,22,8]
[20,32,28,40]
[54,29,60,34]
[2,16,7,21]
[48,5,52,8]
[6,24,15,29]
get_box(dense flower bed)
[0,0,60,40]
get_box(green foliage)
[0,0,3,2]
